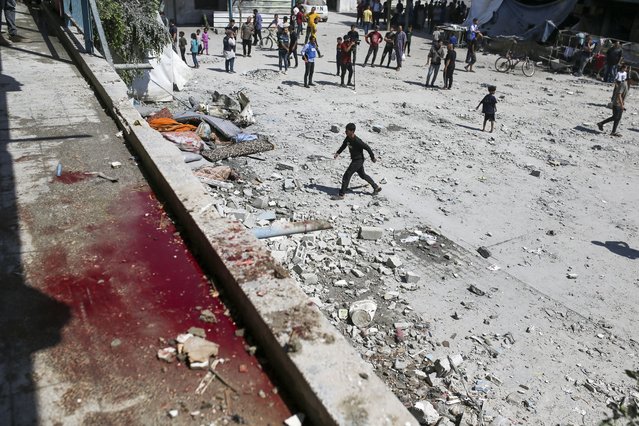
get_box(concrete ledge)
[44,6,417,425]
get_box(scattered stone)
[301,273,318,284]
[359,226,384,240]
[352,269,365,278]
[530,170,541,177]
[284,413,306,426]
[188,327,206,338]
[409,400,440,425]
[477,246,491,258]
[386,256,403,269]
[283,179,296,191]
[567,273,578,279]
[199,309,217,323]
[468,284,486,296]
[276,162,298,172]
[337,235,352,246]
[110,161,122,168]
[168,409,179,418]
[394,359,409,370]
[403,271,420,283]
[252,196,269,209]
[330,125,340,133]
[372,124,386,133]
[110,338,121,348]
[334,279,348,287]
[157,347,177,363]
[182,336,219,364]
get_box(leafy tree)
[94,0,170,84]
[602,370,639,425]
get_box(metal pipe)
[252,220,332,239]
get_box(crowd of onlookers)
[355,0,469,33]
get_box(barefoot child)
[476,85,497,132]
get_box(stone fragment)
[252,196,269,208]
[283,179,296,191]
[386,256,403,269]
[394,359,409,370]
[334,279,348,287]
[110,161,122,168]
[188,327,206,338]
[183,336,219,364]
[409,400,440,425]
[359,226,384,240]
[567,273,578,279]
[530,170,541,177]
[284,413,306,426]
[468,284,486,296]
[157,347,177,363]
[352,269,365,278]
[168,409,179,418]
[404,271,420,283]
[372,124,386,133]
[276,162,298,172]
[226,209,248,221]
[477,246,491,258]
[330,125,340,133]
[337,235,352,246]
[301,273,318,284]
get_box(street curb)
[43,5,417,426]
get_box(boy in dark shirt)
[339,37,355,87]
[332,123,381,200]
[443,42,456,89]
[476,85,497,132]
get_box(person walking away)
[380,27,396,68]
[443,42,456,89]
[476,85,497,132]
[222,30,236,72]
[332,123,382,200]
[356,0,365,27]
[363,25,383,67]
[394,25,407,71]
[425,39,445,87]
[241,17,254,56]
[301,36,319,87]
[604,41,623,83]
[347,25,360,64]
[253,9,263,45]
[404,25,413,57]
[190,33,200,68]
[278,27,291,73]
[597,72,634,137]
[363,6,373,35]
[339,37,355,87]
[169,20,178,52]
[289,23,299,67]
[178,31,187,62]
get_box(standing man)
[0,0,27,45]
[301,35,319,87]
[604,41,623,83]
[346,25,360,64]
[363,25,383,67]
[379,26,396,68]
[372,0,382,26]
[394,24,407,71]
[252,9,263,46]
[425,39,445,87]
[443,42,456,89]
[363,6,373,35]
[278,26,291,74]
[597,72,635,136]
[333,123,382,200]
[169,20,178,52]
[339,36,355,87]
[240,17,254,57]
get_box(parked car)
[303,0,329,22]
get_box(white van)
[302,0,329,22]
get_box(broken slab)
[359,226,384,240]
[182,336,219,363]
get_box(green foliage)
[601,370,639,425]
[95,0,170,84]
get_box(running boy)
[476,85,497,132]
[332,123,382,200]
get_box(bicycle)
[495,49,535,77]
[259,28,277,50]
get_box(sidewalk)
[0,3,291,424]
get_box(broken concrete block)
[386,256,403,269]
[199,309,217,323]
[434,358,451,377]
[394,359,409,370]
[404,271,420,283]
[276,162,298,172]
[352,269,365,278]
[188,327,206,338]
[477,246,491,258]
[337,235,352,246]
[359,226,384,240]
[334,279,348,288]
[409,400,440,425]
[301,273,318,284]
[252,196,269,209]
[283,179,296,191]
[183,336,219,364]
[157,347,177,363]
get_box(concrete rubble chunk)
[157,347,177,363]
[252,196,269,209]
[409,400,440,425]
[182,336,219,364]
[199,309,217,323]
[404,271,420,283]
[276,162,298,172]
[386,256,403,269]
[226,209,248,221]
[188,327,206,338]
[359,226,384,240]
[283,179,296,191]
[334,279,348,288]
[301,273,318,284]
[352,269,365,278]
[330,125,340,133]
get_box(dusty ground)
[168,14,639,425]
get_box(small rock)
[334,279,348,287]
[199,309,217,323]
[188,327,206,338]
[110,161,122,168]
[372,124,386,133]
[168,409,179,418]
[468,284,486,296]
[409,400,440,425]
[284,413,306,426]
[301,273,318,284]
[530,170,541,177]
[283,179,296,191]
[330,125,340,133]
[404,271,420,283]
[157,347,177,363]
[386,256,403,269]
[110,338,121,348]
[477,246,491,258]
[252,196,269,209]
[276,162,298,172]
[567,273,578,279]
[352,269,365,278]
[359,226,384,240]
